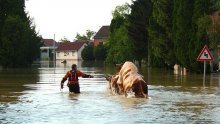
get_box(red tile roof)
[42,39,58,47]
[93,26,110,39]
[56,41,86,51]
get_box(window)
[42,49,48,53]
[64,52,69,56]
[72,51,75,56]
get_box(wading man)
[60,64,93,93]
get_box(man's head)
[71,64,77,70]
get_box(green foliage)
[82,44,107,61]
[0,15,41,67]
[0,0,41,68]
[217,1,220,9]
[105,26,134,64]
[105,3,134,64]
[188,0,215,72]
[208,19,220,49]
[149,0,175,67]
[107,0,219,72]
[75,30,96,40]
[110,16,124,34]
[170,0,217,72]
[172,0,194,68]
[94,44,107,60]
[86,30,96,40]
[75,33,87,40]
[112,3,130,19]
[127,0,152,65]
[59,37,70,42]
[81,45,95,61]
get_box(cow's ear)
[140,80,148,95]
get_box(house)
[40,39,58,61]
[93,26,110,47]
[56,41,87,61]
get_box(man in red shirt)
[60,64,93,93]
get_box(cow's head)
[132,79,148,98]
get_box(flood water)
[0,61,220,123]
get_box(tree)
[217,0,220,9]
[172,0,194,69]
[94,44,107,60]
[105,3,134,64]
[75,30,96,40]
[85,30,96,40]
[81,45,95,61]
[171,0,218,72]
[148,0,175,67]
[112,3,130,19]
[0,0,41,68]
[208,18,220,49]
[60,37,70,42]
[188,0,217,72]
[127,0,152,66]
[0,15,41,67]
[0,0,27,59]
[75,33,87,40]
[106,26,134,64]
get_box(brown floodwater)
[0,61,219,123]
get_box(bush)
[81,45,95,60]
[94,44,107,60]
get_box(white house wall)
[77,44,86,60]
[56,51,78,60]
[56,43,87,60]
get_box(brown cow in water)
[106,61,148,98]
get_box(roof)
[74,40,92,43]
[93,26,110,39]
[56,41,86,51]
[42,39,58,47]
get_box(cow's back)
[118,61,138,85]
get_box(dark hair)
[72,64,77,68]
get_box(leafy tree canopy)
[0,0,41,68]
[75,30,96,40]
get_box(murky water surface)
[0,61,220,123]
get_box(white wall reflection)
[56,60,82,68]
[39,60,82,68]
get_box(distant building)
[93,26,110,47]
[40,39,58,61]
[56,41,87,61]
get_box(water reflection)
[210,73,220,86]
[0,61,220,123]
[0,68,39,103]
[139,67,220,87]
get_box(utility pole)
[53,34,56,67]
